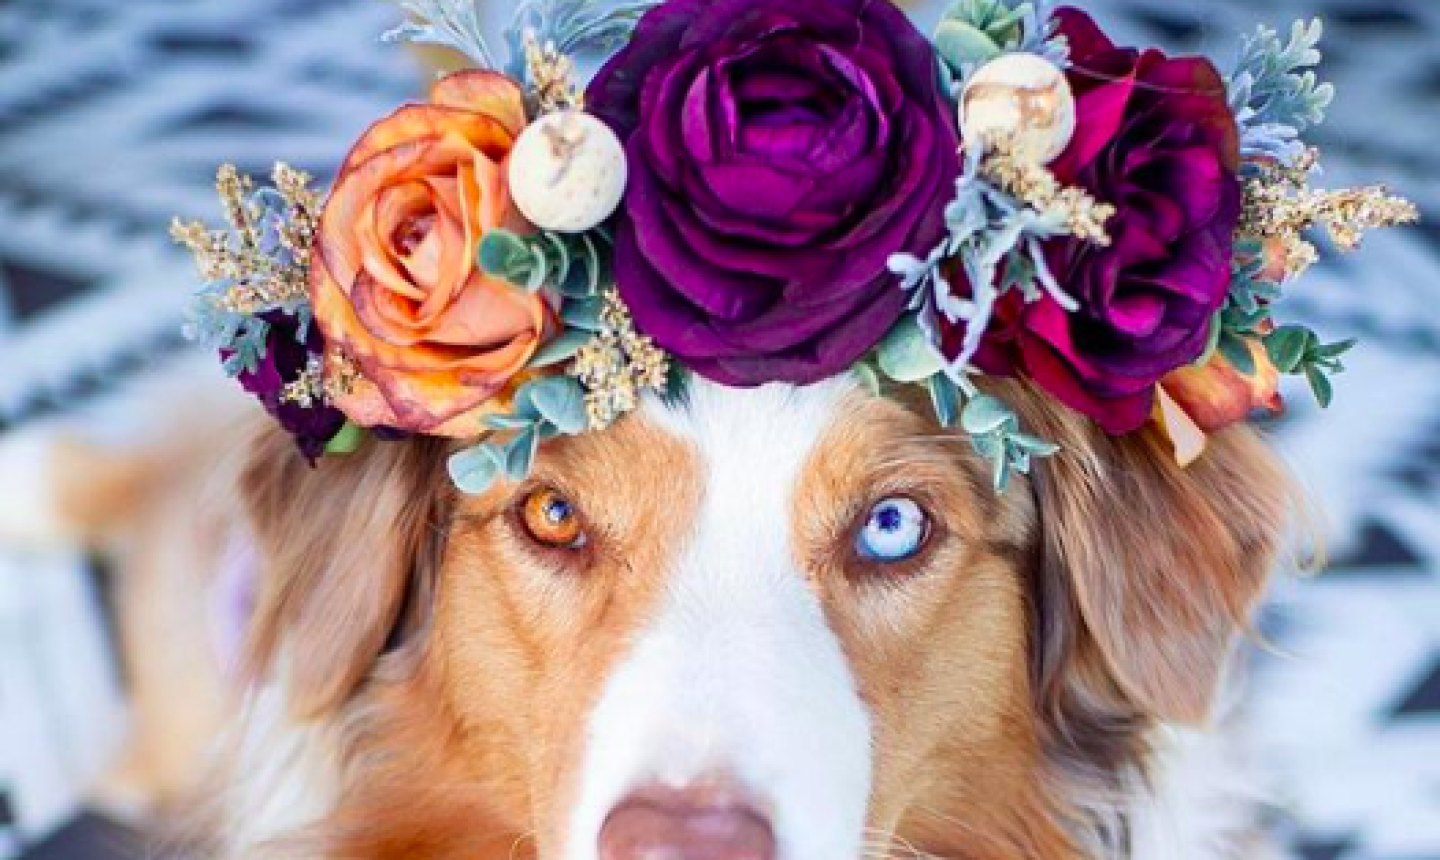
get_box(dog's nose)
[598,782,776,860]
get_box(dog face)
[238,377,1288,860]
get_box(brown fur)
[213,379,1290,859]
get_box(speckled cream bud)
[961,53,1077,165]
[507,110,628,234]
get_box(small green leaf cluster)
[1263,325,1354,409]
[962,393,1060,492]
[450,225,618,495]
[479,227,612,299]
[859,314,1059,493]
[447,376,589,494]
[1212,242,1355,408]
[933,0,1068,80]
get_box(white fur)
[1127,726,1275,860]
[564,379,873,860]
[220,684,343,858]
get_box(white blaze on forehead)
[565,379,873,860]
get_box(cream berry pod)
[960,53,1077,164]
[507,110,628,233]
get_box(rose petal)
[336,104,514,180]
[1054,7,1120,63]
[429,70,528,137]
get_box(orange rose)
[1154,337,1281,466]
[311,70,550,437]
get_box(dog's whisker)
[907,801,1034,857]
[508,829,537,860]
[861,827,944,860]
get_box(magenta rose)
[943,7,1242,434]
[587,0,960,386]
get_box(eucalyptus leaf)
[477,230,530,278]
[485,414,539,432]
[528,328,594,369]
[509,380,544,422]
[562,296,606,332]
[852,361,882,397]
[990,446,1011,493]
[1012,434,1061,456]
[542,232,572,292]
[562,233,604,298]
[448,444,506,495]
[961,394,1017,436]
[928,373,962,428]
[877,316,945,383]
[504,427,540,480]
[528,375,589,436]
[934,20,1002,72]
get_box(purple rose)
[588,0,960,385]
[942,8,1241,434]
[234,311,346,462]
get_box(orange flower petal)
[1162,338,1282,433]
[429,70,528,138]
[425,271,543,349]
[414,174,475,323]
[365,362,505,435]
[370,181,439,290]
[336,104,515,183]
[1154,385,1208,468]
[351,272,429,348]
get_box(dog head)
[237,376,1289,860]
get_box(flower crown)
[174,0,1417,494]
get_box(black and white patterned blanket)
[0,1,1435,858]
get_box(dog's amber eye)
[520,487,587,550]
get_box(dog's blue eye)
[856,497,929,562]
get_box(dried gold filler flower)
[170,162,321,313]
[980,133,1116,246]
[571,291,670,430]
[1239,149,1419,279]
[523,28,584,114]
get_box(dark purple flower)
[588,0,961,385]
[234,311,346,462]
[941,7,1241,434]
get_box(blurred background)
[0,0,1436,858]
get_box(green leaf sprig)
[862,313,1059,493]
[1212,240,1357,407]
[447,376,590,494]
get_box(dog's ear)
[1010,384,1292,724]
[240,426,453,718]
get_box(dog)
[5,365,1294,860]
